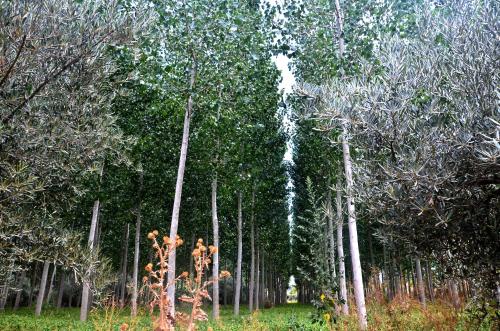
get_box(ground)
[0,300,493,330]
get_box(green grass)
[0,304,316,331]
[0,300,495,330]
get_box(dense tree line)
[0,0,291,320]
[1,0,498,330]
[288,0,498,328]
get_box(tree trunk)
[131,170,143,317]
[336,177,349,315]
[35,261,50,316]
[326,185,337,290]
[120,223,130,308]
[57,273,65,308]
[261,251,265,305]
[426,260,434,302]
[249,189,255,312]
[211,177,220,319]
[167,59,197,316]
[341,127,367,329]
[29,263,39,307]
[233,191,243,316]
[80,198,100,321]
[14,271,25,310]
[450,279,460,309]
[223,262,228,306]
[415,257,426,308]
[46,264,57,304]
[332,0,345,56]
[255,242,260,310]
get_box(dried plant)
[177,238,230,331]
[143,230,183,331]
[143,231,230,331]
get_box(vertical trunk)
[332,0,345,57]
[131,171,143,317]
[450,279,460,309]
[261,251,265,304]
[45,264,56,304]
[167,59,197,315]
[29,263,40,307]
[233,191,243,315]
[57,273,65,308]
[211,177,220,319]
[341,126,367,329]
[223,262,228,306]
[120,223,130,308]
[80,198,100,321]
[415,257,426,308]
[410,259,417,298]
[35,261,50,316]
[336,178,349,315]
[255,243,260,310]
[392,257,400,298]
[249,189,255,312]
[14,271,25,310]
[326,186,337,289]
[426,260,434,302]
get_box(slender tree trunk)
[212,177,220,319]
[234,191,243,315]
[450,279,460,309]
[35,261,50,316]
[14,271,25,310]
[46,264,56,304]
[341,126,367,329]
[120,223,130,308]
[57,273,65,308]
[415,257,426,308]
[167,59,197,316]
[255,243,260,310]
[426,260,434,302]
[336,179,349,315]
[29,263,39,307]
[131,171,143,317]
[261,251,265,305]
[392,257,400,298]
[80,198,100,321]
[249,189,255,312]
[326,186,337,289]
[223,262,228,306]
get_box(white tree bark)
[333,0,345,56]
[80,198,100,321]
[211,177,220,319]
[131,170,143,317]
[336,178,349,315]
[249,189,255,312]
[415,257,426,308]
[233,191,243,315]
[342,127,367,329]
[35,261,50,316]
[167,60,197,315]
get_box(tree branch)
[0,34,27,88]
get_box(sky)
[264,0,297,234]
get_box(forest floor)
[0,299,490,331]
